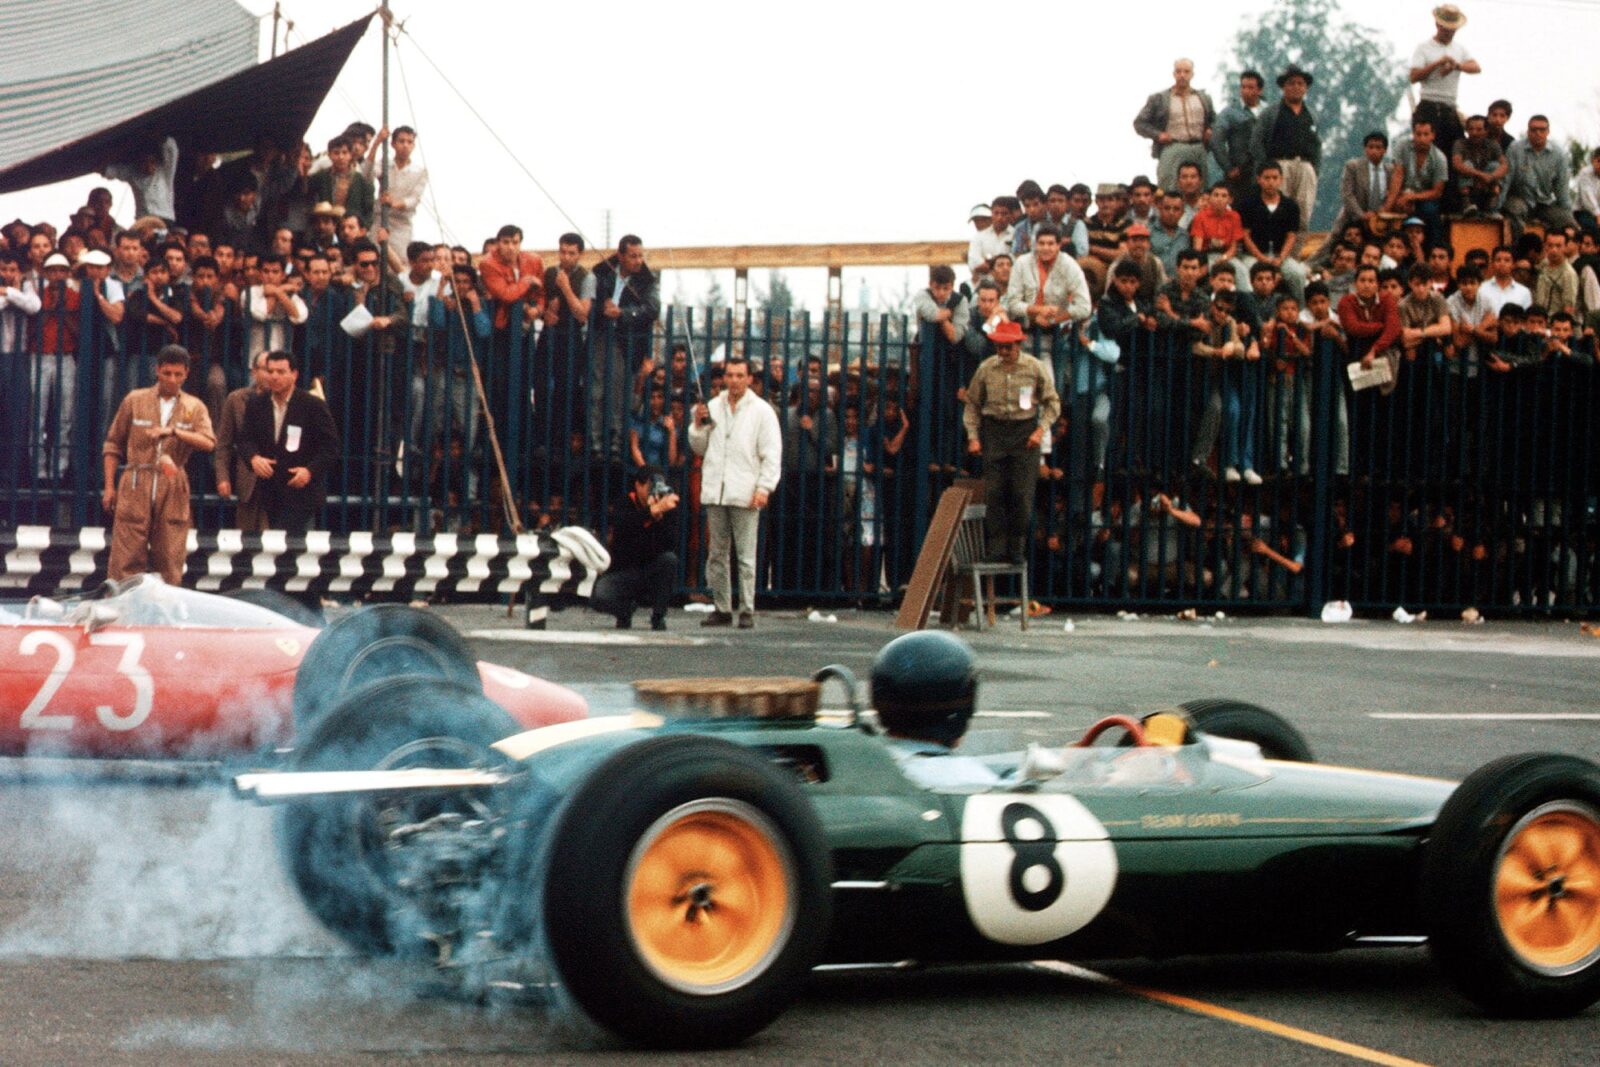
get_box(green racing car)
[236,633,1600,1048]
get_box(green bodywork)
[517,716,1458,966]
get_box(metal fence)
[2,284,1595,616]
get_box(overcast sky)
[4,0,1598,308]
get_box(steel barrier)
[0,284,1593,616]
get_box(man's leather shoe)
[738,612,755,629]
[701,610,733,627]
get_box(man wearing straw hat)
[1409,5,1480,169]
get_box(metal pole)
[271,3,281,59]
[379,1,391,269]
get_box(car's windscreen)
[8,576,304,629]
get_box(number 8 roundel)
[959,794,1117,946]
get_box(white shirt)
[687,388,783,508]
[887,738,1001,791]
[103,137,179,221]
[362,155,429,220]
[0,281,40,351]
[159,394,177,426]
[1481,276,1532,315]
[400,269,442,328]
[247,285,309,354]
[1576,168,1600,219]
[969,226,1012,270]
[1410,38,1474,104]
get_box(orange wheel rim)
[625,799,795,994]
[1495,802,1600,974]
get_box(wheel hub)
[676,879,717,920]
[1495,802,1600,974]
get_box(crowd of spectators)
[936,4,1599,607]
[1,3,1597,612]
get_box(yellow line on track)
[1031,960,1432,1067]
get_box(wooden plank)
[531,240,970,272]
[895,485,972,631]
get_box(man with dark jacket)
[591,465,678,630]
[1133,59,1217,193]
[588,235,660,463]
[240,350,340,534]
[1251,65,1322,231]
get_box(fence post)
[1305,335,1337,614]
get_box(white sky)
[4,0,1598,309]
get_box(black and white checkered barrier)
[0,526,610,626]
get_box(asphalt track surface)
[2,603,1599,1065]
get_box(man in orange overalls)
[102,344,216,585]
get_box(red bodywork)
[0,620,586,759]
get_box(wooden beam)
[533,240,969,272]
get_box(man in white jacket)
[688,355,782,628]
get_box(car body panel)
[507,716,1456,967]
[0,582,585,759]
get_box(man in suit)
[214,350,271,532]
[1133,59,1217,193]
[1331,132,1393,239]
[240,350,340,535]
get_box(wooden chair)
[941,503,1029,631]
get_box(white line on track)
[464,629,709,646]
[1369,712,1600,721]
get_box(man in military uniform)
[962,319,1060,563]
[101,345,216,585]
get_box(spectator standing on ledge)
[1251,65,1321,230]
[240,351,340,535]
[1212,70,1264,205]
[102,345,214,586]
[963,320,1060,564]
[590,235,660,465]
[307,136,374,231]
[1134,58,1216,193]
[364,126,427,264]
[591,464,679,631]
[1409,5,1479,175]
[101,137,179,226]
[689,355,781,630]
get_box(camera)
[649,474,672,499]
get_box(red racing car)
[0,575,585,760]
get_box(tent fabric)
[0,0,258,176]
[0,11,373,195]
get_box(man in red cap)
[962,319,1060,563]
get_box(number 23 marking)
[19,631,154,732]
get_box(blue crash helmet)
[870,631,978,747]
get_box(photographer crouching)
[592,464,679,631]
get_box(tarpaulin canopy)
[0,11,373,195]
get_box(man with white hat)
[1409,5,1480,169]
[34,253,80,481]
[966,202,1005,280]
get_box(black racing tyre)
[1179,699,1314,762]
[292,604,481,735]
[522,735,832,1048]
[278,675,518,957]
[1420,753,1600,1018]
[221,587,326,628]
